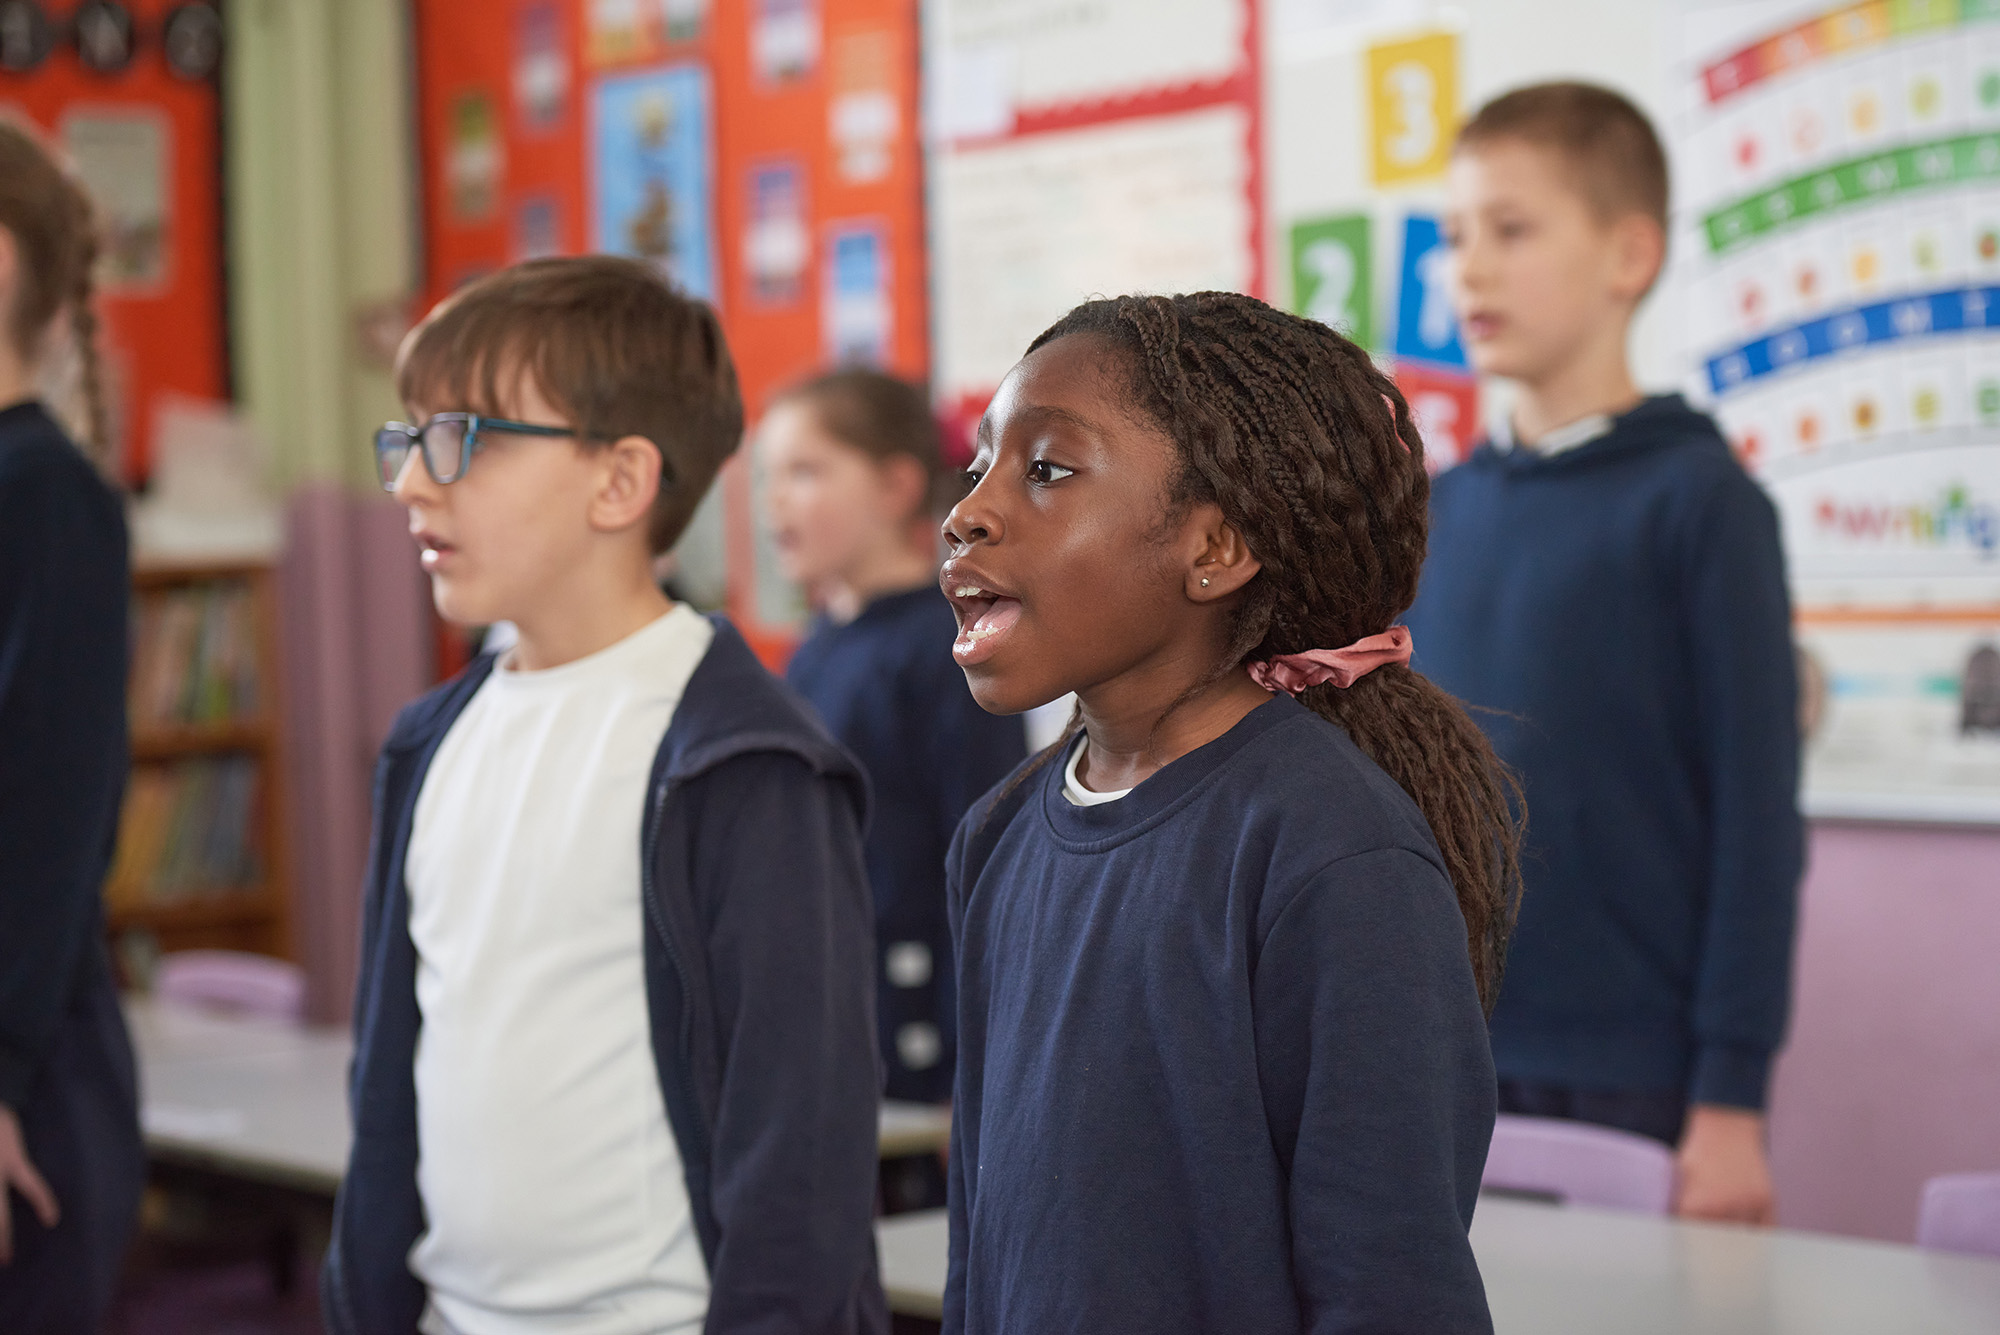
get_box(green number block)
[1289,215,1374,349]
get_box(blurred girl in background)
[0,117,147,1332]
[760,370,1026,1125]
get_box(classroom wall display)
[1396,357,1481,469]
[414,0,928,657]
[585,0,707,67]
[0,0,228,482]
[1264,14,1477,470]
[1289,213,1373,348]
[1680,0,2000,821]
[924,0,1263,421]
[1366,28,1458,187]
[64,109,168,290]
[589,63,717,298]
[1392,211,1468,369]
[515,2,570,132]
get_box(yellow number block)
[1368,31,1459,187]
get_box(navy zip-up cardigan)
[322,618,890,1335]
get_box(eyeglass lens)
[375,418,473,490]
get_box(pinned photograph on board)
[745,161,809,306]
[513,196,562,261]
[590,64,717,299]
[515,3,569,132]
[447,90,504,222]
[754,0,819,85]
[829,24,899,184]
[585,0,707,67]
[823,221,890,365]
[62,111,168,291]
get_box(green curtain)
[225,0,415,490]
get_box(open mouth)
[415,533,457,571]
[944,578,1023,666]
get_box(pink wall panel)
[278,487,432,1024]
[1770,822,2000,1242]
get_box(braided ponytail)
[1028,292,1524,1010]
[0,117,113,473]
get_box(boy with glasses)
[324,256,887,1334]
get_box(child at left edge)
[939,291,1520,1333]
[758,368,1027,1116]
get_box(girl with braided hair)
[0,117,145,1331]
[938,290,1521,1333]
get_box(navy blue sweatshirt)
[0,402,132,1108]
[0,402,146,1325]
[787,586,1025,1103]
[945,696,1495,1335]
[324,619,888,1335]
[1404,395,1803,1111]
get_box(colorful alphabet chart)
[1682,0,2000,819]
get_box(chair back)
[1917,1172,2000,1259]
[1482,1113,1676,1215]
[154,949,306,1024]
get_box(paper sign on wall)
[1393,213,1465,368]
[1289,214,1372,347]
[64,111,168,291]
[1367,30,1457,187]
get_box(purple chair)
[1482,1113,1677,1215]
[154,949,306,1025]
[1918,1172,2000,1259]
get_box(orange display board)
[412,0,927,656]
[0,0,227,483]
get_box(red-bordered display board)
[924,0,1264,440]
[412,0,928,661]
[0,0,227,483]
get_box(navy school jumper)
[0,402,146,1332]
[945,696,1496,1335]
[1404,394,1803,1111]
[322,618,890,1335]
[785,586,1027,1103]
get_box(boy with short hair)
[1407,83,1804,1223]
[322,256,888,1334]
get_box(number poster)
[1682,0,2000,821]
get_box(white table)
[129,995,353,1193]
[873,1197,2000,1331]
[128,996,954,1194]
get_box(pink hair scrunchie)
[1248,626,1413,694]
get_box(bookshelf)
[106,562,292,962]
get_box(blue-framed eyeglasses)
[373,413,581,491]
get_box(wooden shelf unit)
[109,561,292,960]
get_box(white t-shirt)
[1062,736,1134,807]
[406,606,716,1335]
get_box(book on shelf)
[129,582,262,729]
[105,756,263,911]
